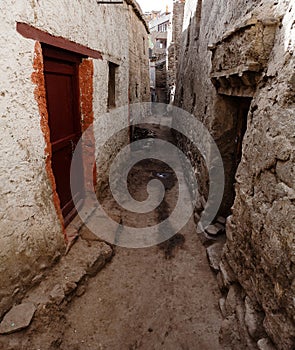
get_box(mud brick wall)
[0,0,149,319]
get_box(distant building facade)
[167,0,185,92]
[148,10,172,103]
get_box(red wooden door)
[43,45,84,225]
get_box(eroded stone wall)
[174,0,295,348]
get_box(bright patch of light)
[136,0,173,13]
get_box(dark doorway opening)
[232,97,252,177]
[42,44,85,226]
[220,96,252,216]
[107,61,118,109]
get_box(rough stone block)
[224,215,234,242]
[225,284,240,316]
[215,222,225,231]
[21,239,113,323]
[219,259,236,288]
[217,271,227,292]
[206,242,224,272]
[257,337,276,350]
[236,300,258,350]
[216,216,226,225]
[206,224,223,236]
[219,315,241,348]
[244,296,265,340]
[63,281,77,296]
[0,303,36,334]
[49,284,65,305]
[219,297,227,317]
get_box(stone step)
[0,234,113,335]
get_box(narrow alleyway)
[1,1,294,349]
[64,116,222,350]
[1,116,222,350]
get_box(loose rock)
[0,302,36,334]
[63,281,77,295]
[49,284,65,305]
[216,216,226,225]
[206,242,224,272]
[76,285,86,297]
[215,222,225,232]
[205,224,223,236]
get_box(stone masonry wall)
[167,0,185,89]
[0,0,149,319]
[128,3,150,105]
[174,0,295,348]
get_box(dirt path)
[2,116,222,349]
[61,116,222,349]
[63,221,222,350]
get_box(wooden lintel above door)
[17,22,103,60]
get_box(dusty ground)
[62,224,222,350]
[0,116,222,349]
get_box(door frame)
[22,23,103,235]
[42,44,85,226]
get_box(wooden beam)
[17,22,103,60]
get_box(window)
[156,40,167,49]
[143,37,146,55]
[107,61,118,109]
[157,23,168,32]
